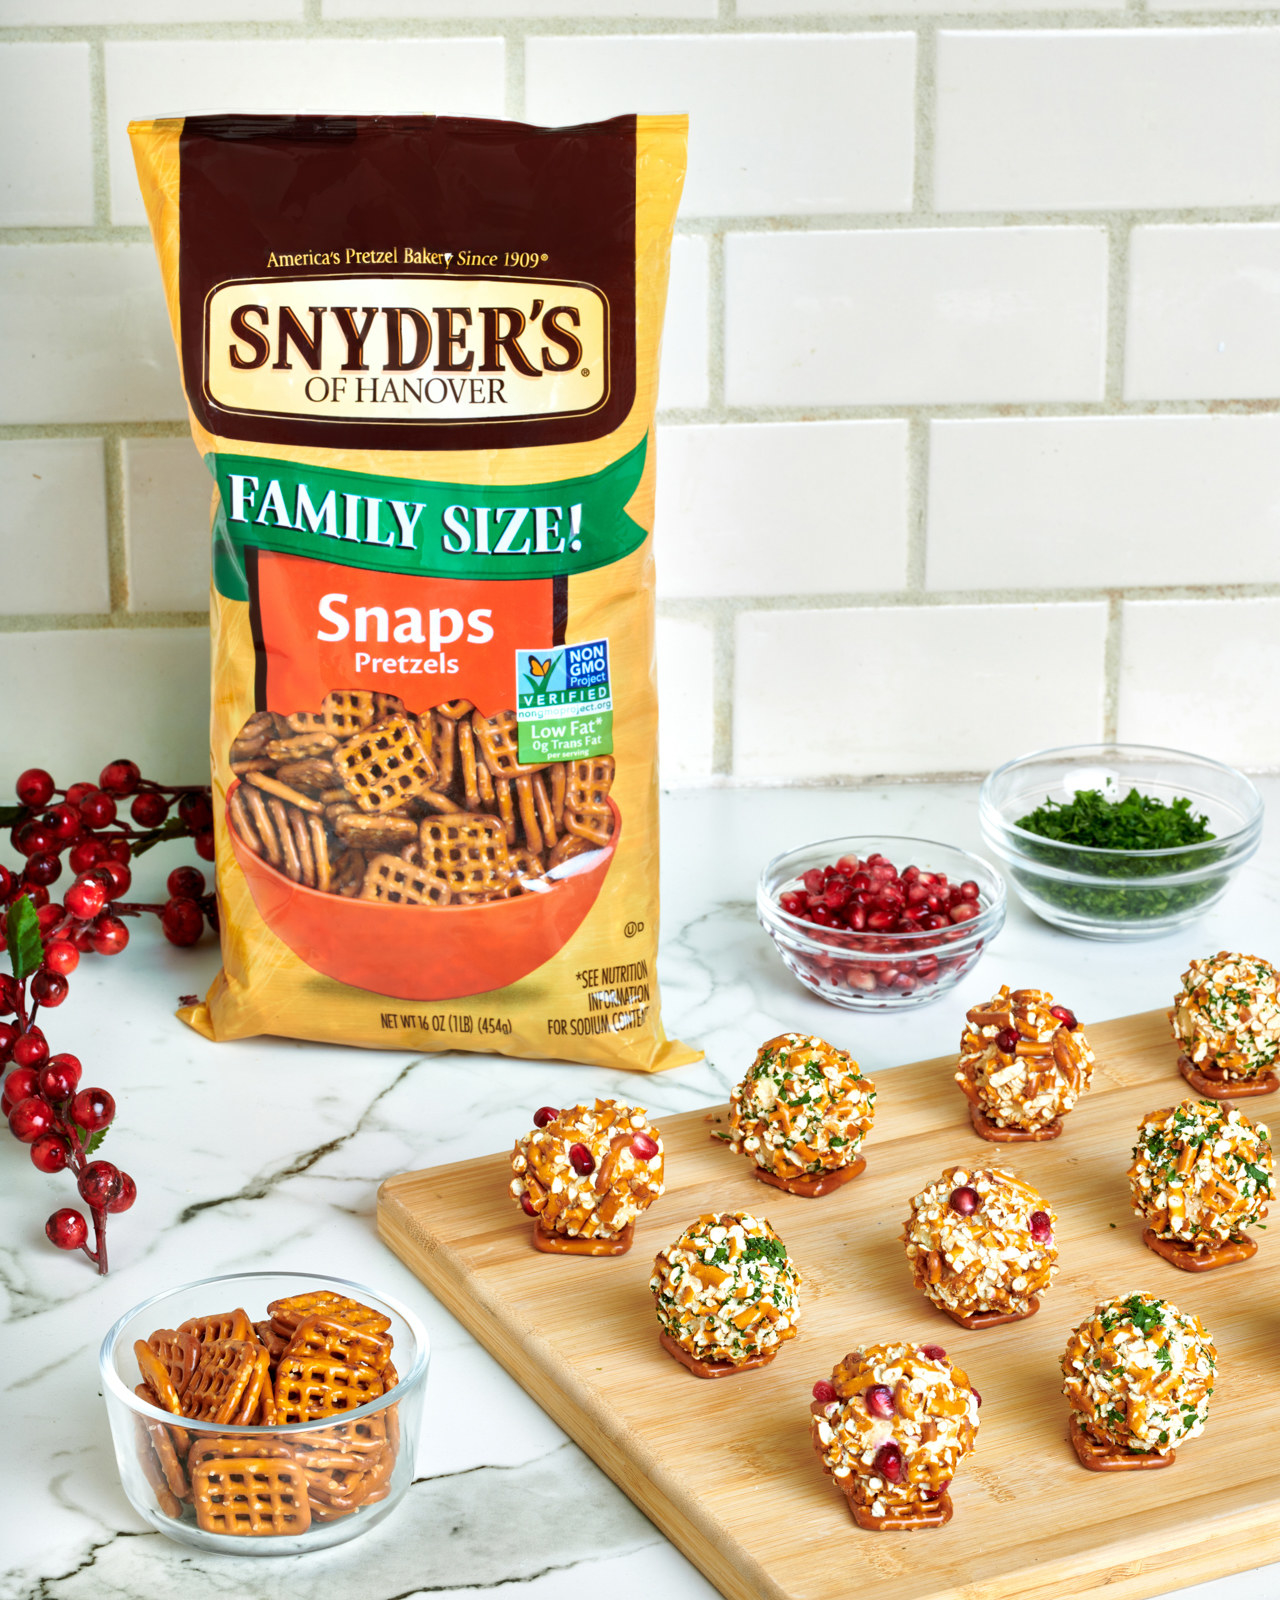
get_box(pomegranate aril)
[9,1095,56,1143]
[949,901,980,924]
[872,1443,903,1482]
[835,856,860,875]
[568,1142,595,1176]
[866,911,896,932]
[949,1185,980,1215]
[46,1208,88,1250]
[864,1384,895,1419]
[520,1192,537,1216]
[994,1028,1020,1054]
[812,1379,837,1404]
[1029,1210,1053,1243]
[31,1132,70,1173]
[1049,1005,1078,1030]
[802,868,825,895]
[970,1388,981,1409]
[920,1344,947,1361]
[630,1131,659,1161]
[532,1105,559,1129]
[845,967,876,992]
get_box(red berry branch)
[0,759,216,1274]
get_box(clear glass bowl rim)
[758,832,1007,946]
[980,742,1263,862]
[99,1269,429,1433]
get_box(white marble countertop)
[2,780,1277,1600]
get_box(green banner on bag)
[207,433,649,601]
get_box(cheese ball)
[725,1033,875,1184]
[810,1343,979,1526]
[1172,953,1280,1083]
[510,1099,664,1241]
[1129,1098,1273,1246]
[956,985,1094,1132]
[650,1212,801,1368]
[1061,1293,1216,1455]
[902,1166,1057,1321]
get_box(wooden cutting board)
[377,1009,1280,1600]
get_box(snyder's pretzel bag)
[129,113,698,1072]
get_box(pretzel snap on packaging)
[129,113,698,1072]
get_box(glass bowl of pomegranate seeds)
[758,836,1005,1010]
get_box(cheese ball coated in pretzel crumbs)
[1129,1098,1273,1245]
[724,1033,875,1180]
[955,985,1094,1131]
[811,1344,979,1520]
[1171,952,1280,1081]
[510,1099,663,1240]
[649,1213,801,1366]
[902,1166,1057,1318]
[1061,1293,1216,1455]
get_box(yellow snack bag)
[129,113,697,1072]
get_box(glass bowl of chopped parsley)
[979,744,1263,940]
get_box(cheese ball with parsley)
[725,1034,875,1182]
[956,986,1094,1132]
[1061,1293,1216,1455]
[1172,953,1280,1082]
[902,1166,1057,1319]
[510,1100,664,1241]
[810,1343,979,1522]
[1129,1098,1273,1245]
[649,1213,801,1367]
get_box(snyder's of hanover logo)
[204,276,609,425]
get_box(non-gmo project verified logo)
[515,637,613,763]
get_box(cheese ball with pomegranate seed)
[955,985,1094,1133]
[724,1033,875,1190]
[902,1166,1057,1323]
[1172,952,1280,1083]
[1129,1098,1273,1247]
[810,1342,979,1528]
[510,1099,664,1242]
[1061,1293,1216,1456]
[650,1212,801,1370]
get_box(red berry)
[994,1028,1020,1054]
[43,803,83,845]
[1049,1005,1078,1030]
[130,790,169,828]
[71,1086,114,1131]
[78,1159,122,1207]
[812,1379,837,1404]
[2,1065,38,1113]
[568,1142,595,1176]
[532,1106,559,1129]
[520,1192,537,1216]
[99,759,141,797]
[864,1384,895,1419]
[106,1171,136,1213]
[23,853,62,888]
[949,1185,980,1216]
[78,791,117,830]
[104,837,131,865]
[30,969,68,1007]
[1029,1210,1053,1243]
[43,940,79,977]
[12,1031,48,1069]
[161,897,204,947]
[37,903,64,935]
[95,860,131,899]
[0,976,15,1017]
[90,915,129,956]
[65,782,96,807]
[0,865,14,900]
[16,768,56,808]
[194,829,216,861]
[872,1443,903,1483]
[64,876,107,922]
[630,1131,659,1161]
[31,1133,69,1173]
[38,1055,81,1100]
[920,1345,947,1362]
[179,791,214,832]
[26,886,49,910]
[168,866,207,900]
[46,1208,87,1250]
[9,1095,55,1143]
[67,838,104,875]
[15,822,55,858]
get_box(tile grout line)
[505,20,526,120]
[905,416,931,593]
[102,429,130,621]
[1103,592,1124,740]
[86,32,109,228]
[710,603,736,777]
[1105,215,1132,404]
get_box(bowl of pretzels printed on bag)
[99,1272,428,1553]
[226,690,619,1001]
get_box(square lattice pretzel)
[565,755,615,815]
[274,1353,385,1423]
[335,715,436,813]
[360,853,450,906]
[182,1339,259,1424]
[472,709,540,777]
[191,1455,311,1536]
[419,813,511,894]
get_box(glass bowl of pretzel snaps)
[99,1271,428,1553]
[758,835,1005,1010]
[225,694,620,1001]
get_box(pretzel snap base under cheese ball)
[945,1295,1041,1331]
[751,1154,866,1196]
[1142,1226,1258,1272]
[657,1329,782,1380]
[846,1485,953,1532]
[1178,1055,1278,1099]
[969,1103,1063,1143]
[532,1221,634,1256]
[1069,1414,1174,1472]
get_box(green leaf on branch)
[77,1125,109,1156]
[0,803,25,828]
[7,896,44,983]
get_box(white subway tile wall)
[0,10,1277,790]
